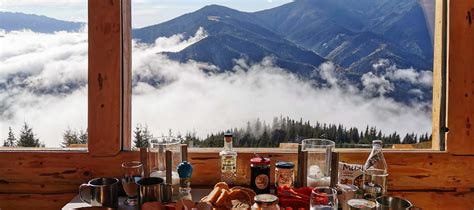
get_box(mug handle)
[79,184,92,204]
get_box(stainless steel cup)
[137,177,164,208]
[79,177,119,208]
[375,196,413,210]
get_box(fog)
[0,29,432,147]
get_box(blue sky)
[0,0,292,28]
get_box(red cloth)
[277,186,313,210]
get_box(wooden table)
[62,188,212,210]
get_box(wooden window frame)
[1,0,473,209]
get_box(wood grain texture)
[121,0,132,151]
[446,0,474,154]
[390,191,474,210]
[0,193,76,210]
[0,150,473,209]
[431,0,447,150]
[88,0,123,156]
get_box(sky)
[0,0,292,28]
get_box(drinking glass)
[121,161,143,206]
[310,187,338,210]
[149,137,182,189]
[302,139,335,187]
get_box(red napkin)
[277,186,313,210]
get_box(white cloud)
[0,30,432,147]
[361,72,394,97]
[386,68,433,88]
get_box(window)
[130,0,437,149]
[0,1,88,149]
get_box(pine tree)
[61,127,79,148]
[17,122,41,147]
[78,129,88,144]
[133,125,152,148]
[3,127,16,147]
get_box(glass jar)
[275,161,294,188]
[250,156,271,194]
[251,194,280,210]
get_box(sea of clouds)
[0,28,432,147]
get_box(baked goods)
[214,182,230,191]
[215,189,230,207]
[202,182,255,209]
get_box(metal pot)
[375,196,413,210]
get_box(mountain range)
[0,11,84,33]
[0,0,434,103]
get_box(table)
[62,188,212,210]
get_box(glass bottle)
[362,140,388,200]
[219,132,237,185]
[177,160,193,200]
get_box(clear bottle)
[220,132,237,185]
[362,140,388,201]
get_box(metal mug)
[375,196,413,210]
[79,177,119,208]
[137,177,164,208]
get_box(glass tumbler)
[302,139,335,187]
[121,161,143,206]
[310,187,338,210]
[149,136,182,193]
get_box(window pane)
[0,1,88,149]
[131,0,435,148]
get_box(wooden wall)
[1,0,474,209]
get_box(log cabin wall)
[1,0,474,209]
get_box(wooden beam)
[0,193,76,210]
[0,150,473,194]
[431,0,447,150]
[390,191,474,210]
[88,0,124,156]
[121,0,132,151]
[446,0,474,154]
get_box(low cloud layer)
[0,29,432,147]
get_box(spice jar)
[251,194,280,210]
[250,155,271,194]
[275,161,294,188]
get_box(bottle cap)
[372,140,383,144]
[275,161,294,169]
[177,161,193,178]
[251,156,271,165]
[254,194,278,205]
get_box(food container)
[275,161,295,188]
[347,199,376,210]
[252,194,280,210]
[250,156,271,194]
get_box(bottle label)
[255,174,269,189]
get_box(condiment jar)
[250,155,271,194]
[275,161,294,188]
[251,194,280,210]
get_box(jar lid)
[275,161,294,169]
[254,194,278,205]
[250,156,271,165]
[347,199,376,209]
